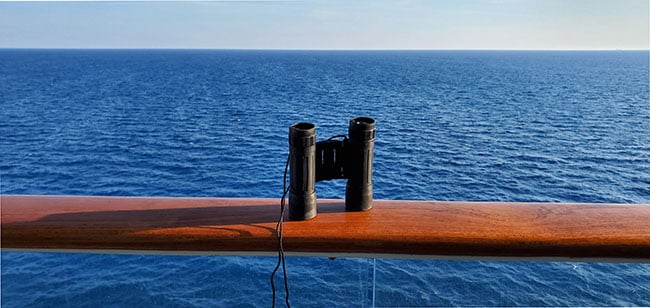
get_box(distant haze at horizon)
[0,0,648,50]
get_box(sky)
[0,0,648,50]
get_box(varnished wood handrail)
[1,195,649,262]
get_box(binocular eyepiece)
[288,117,376,220]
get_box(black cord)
[272,134,348,307]
[271,156,291,308]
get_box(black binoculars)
[288,117,376,220]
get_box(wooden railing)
[2,195,649,262]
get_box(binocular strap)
[270,155,291,308]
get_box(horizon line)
[1,47,648,52]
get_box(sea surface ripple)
[1,50,649,307]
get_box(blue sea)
[1,49,649,307]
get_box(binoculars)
[288,117,376,220]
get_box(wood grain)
[2,195,649,261]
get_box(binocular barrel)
[345,117,375,211]
[288,122,317,221]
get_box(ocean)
[1,49,649,307]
